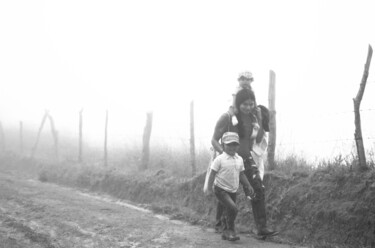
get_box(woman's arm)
[211,138,223,154]
[240,171,254,198]
[211,113,230,154]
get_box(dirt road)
[0,171,300,248]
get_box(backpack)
[258,105,270,132]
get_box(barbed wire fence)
[1,74,374,174]
[1,104,375,171]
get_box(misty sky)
[1,0,375,161]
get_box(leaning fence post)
[31,111,49,158]
[141,112,153,171]
[268,70,277,170]
[190,100,196,176]
[47,113,59,160]
[353,44,372,170]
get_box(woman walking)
[211,88,278,237]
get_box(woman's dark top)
[212,112,256,159]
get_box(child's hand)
[254,106,262,120]
[231,115,238,126]
[228,106,235,116]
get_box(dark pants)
[215,201,224,229]
[214,186,238,232]
[242,156,265,202]
[242,156,267,231]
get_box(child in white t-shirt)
[205,132,253,242]
[251,105,270,180]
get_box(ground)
[0,170,301,248]
[2,155,375,247]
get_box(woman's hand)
[240,171,254,199]
[255,106,262,122]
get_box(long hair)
[235,89,256,138]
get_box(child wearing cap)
[205,132,253,242]
[251,105,270,180]
[230,71,256,125]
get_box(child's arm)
[240,171,254,199]
[231,93,237,115]
[205,170,217,196]
[231,86,242,115]
[206,156,221,196]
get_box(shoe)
[227,231,240,241]
[258,229,279,237]
[214,226,222,233]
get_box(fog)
[1,0,375,162]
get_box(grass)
[2,131,375,247]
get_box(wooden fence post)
[268,70,277,170]
[141,112,153,171]
[31,111,49,158]
[19,121,23,155]
[47,113,59,160]
[104,110,108,167]
[79,109,83,163]
[353,44,373,170]
[0,121,5,153]
[190,100,196,176]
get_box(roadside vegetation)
[1,129,375,248]
[1,147,375,248]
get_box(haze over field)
[1,0,375,161]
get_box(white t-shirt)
[211,152,245,193]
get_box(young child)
[251,105,270,180]
[230,71,255,125]
[205,132,253,242]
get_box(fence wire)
[1,102,375,164]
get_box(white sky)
[1,0,375,160]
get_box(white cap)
[238,71,253,80]
[222,132,240,144]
